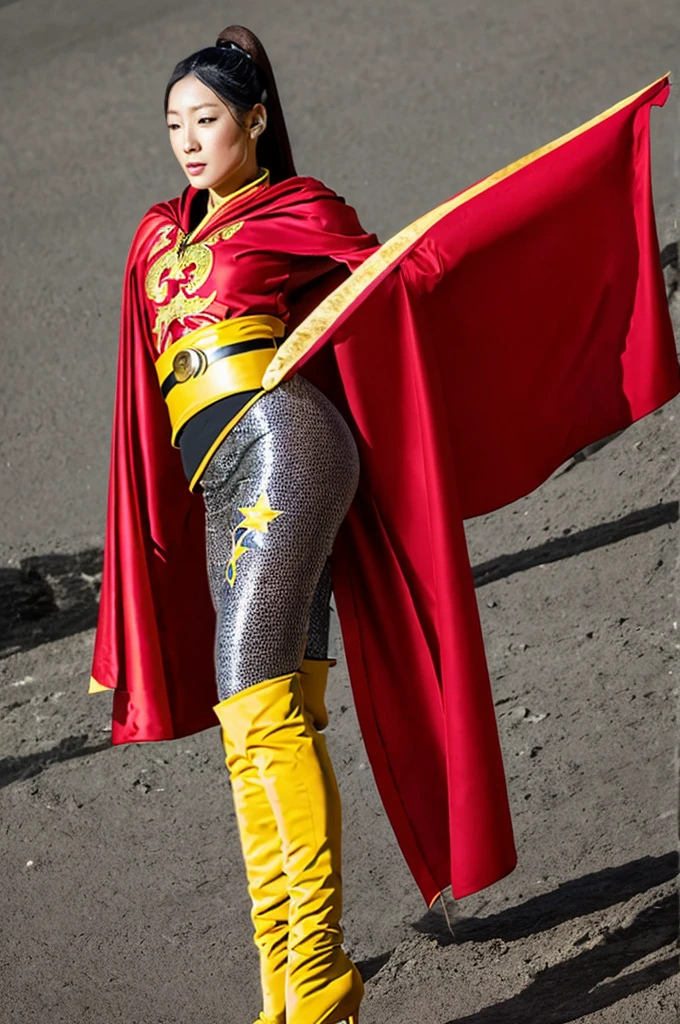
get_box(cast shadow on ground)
[661,239,678,301]
[414,852,677,946]
[471,500,677,587]
[409,853,678,1023]
[2,502,677,660]
[0,547,102,658]
[444,894,677,1024]
[0,733,112,789]
[355,951,393,983]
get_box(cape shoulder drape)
[92,75,677,905]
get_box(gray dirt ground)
[0,1,678,1022]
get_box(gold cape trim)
[262,74,669,391]
[88,676,110,694]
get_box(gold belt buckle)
[173,348,206,382]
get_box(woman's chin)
[184,170,213,188]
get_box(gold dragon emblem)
[144,221,245,351]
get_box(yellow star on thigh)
[225,492,285,588]
[237,492,284,533]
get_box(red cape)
[92,77,677,905]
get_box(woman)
[160,30,375,1024]
[91,22,677,1024]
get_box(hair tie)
[216,39,253,60]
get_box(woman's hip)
[201,375,360,519]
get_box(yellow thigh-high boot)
[219,725,289,1024]
[218,660,337,1024]
[214,672,363,1024]
[298,658,336,732]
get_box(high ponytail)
[216,26,295,184]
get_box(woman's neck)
[207,166,268,212]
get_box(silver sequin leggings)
[200,375,360,701]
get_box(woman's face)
[166,74,262,194]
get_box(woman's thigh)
[203,378,359,699]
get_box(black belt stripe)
[161,337,278,399]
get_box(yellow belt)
[155,314,286,445]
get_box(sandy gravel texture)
[0,1,678,1022]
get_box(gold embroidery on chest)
[144,221,245,351]
[204,220,245,245]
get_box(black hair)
[164,42,267,125]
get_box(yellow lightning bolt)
[226,542,250,588]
